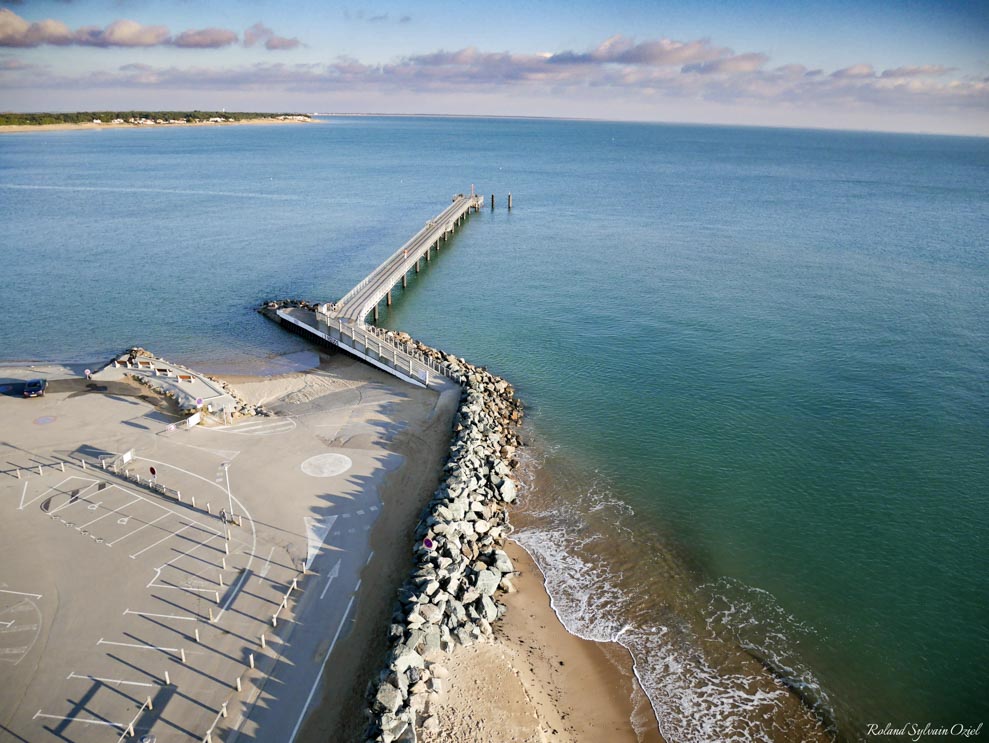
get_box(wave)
[511,445,837,743]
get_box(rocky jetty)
[259,298,321,312]
[362,333,523,743]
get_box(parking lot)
[0,361,453,742]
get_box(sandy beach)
[229,356,653,741]
[0,117,315,134]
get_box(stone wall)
[363,333,523,743]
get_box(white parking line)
[77,496,142,530]
[20,476,96,510]
[0,589,42,599]
[130,523,191,559]
[259,546,275,579]
[97,638,179,653]
[215,569,250,621]
[67,671,156,688]
[34,711,122,727]
[108,513,168,546]
[49,482,100,515]
[123,609,195,622]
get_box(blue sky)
[1,0,987,135]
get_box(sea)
[1,117,987,742]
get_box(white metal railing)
[314,309,459,384]
[336,194,482,319]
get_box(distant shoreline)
[0,116,316,134]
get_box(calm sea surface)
[2,118,987,741]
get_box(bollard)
[191,496,197,509]
[127,722,135,737]
[221,702,227,719]
[260,633,266,649]
[180,648,186,664]
[281,597,287,610]
[146,695,153,711]
[490,193,495,209]
[177,491,182,502]
[15,468,19,479]
[215,591,220,604]
[206,503,212,515]
[218,573,224,588]
[38,465,43,477]
[271,614,277,628]
[236,675,242,692]
[195,628,200,643]
[101,458,106,470]
[508,192,513,209]
[221,557,226,570]
[249,652,255,669]
[165,670,170,685]
[60,461,65,472]
[81,459,87,471]
[291,578,297,592]
[206,732,212,743]
[224,541,229,556]
[208,607,214,623]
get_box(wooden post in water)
[490,194,495,209]
[387,290,392,306]
[373,305,379,323]
[415,259,420,273]
[508,193,513,209]
[402,274,407,288]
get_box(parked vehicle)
[23,379,47,398]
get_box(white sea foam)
[515,519,836,743]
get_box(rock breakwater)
[362,331,524,743]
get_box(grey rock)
[475,569,500,596]
[376,683,403,714]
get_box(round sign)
[196,397,204,406]
[423,537,435,551]
[84,369,91,376]
[150,466,157,477]
[33,416,56,425]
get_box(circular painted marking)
[34,415,57,425]
[301,453,353,478]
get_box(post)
[218,573,224,588]
[386,290,392,306]
[221,702,227,719]
[249,652,255,669]
[426,247,431,261]
[260,633,266,649]
[373,305,379,323]
[15,468,19,479]
[38,465,43,476]
[146,695,153,711]
[206,502,212,515]
[415,259,420,273]
[165,670,171,685]
[81,459,87,470]
[236,675,242,692]
[402,274,407,288]
[208,607,215,623]
[195,628,201,643]
[192,496,197,509]
[215,591,220,604]
[224,540,229,555]
[222,462,234,521]
[221,556,226,570]
[508,192,513,209]
[180,648,186,664]
[60,461,65,472]
[490,193,495,209]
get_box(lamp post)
[222,462,234,520]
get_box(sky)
[1,0,987,135]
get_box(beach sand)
[415,539,663,743]
[0,117,315,134]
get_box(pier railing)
[311,308,456,385]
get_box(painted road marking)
[123,609,195,622]
[97,638,179,653]
[130,523,191,559]
[34,711,122,727]
[215,569,251,621]
[259,546,276,579]
[77,496,142,530]
[319,560,341,600]
[20,476,97,510]
[108,513,168,546]
[0,589,42,599]
[67,672,156,688]
[289,591,358,743]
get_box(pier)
[269,191,486,388]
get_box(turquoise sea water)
[2,118,987,741]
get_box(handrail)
[336,194,481,319]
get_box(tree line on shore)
[0,111,311,126]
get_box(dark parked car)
[23,379,47,398]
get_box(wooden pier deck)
[270,191,485,388]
